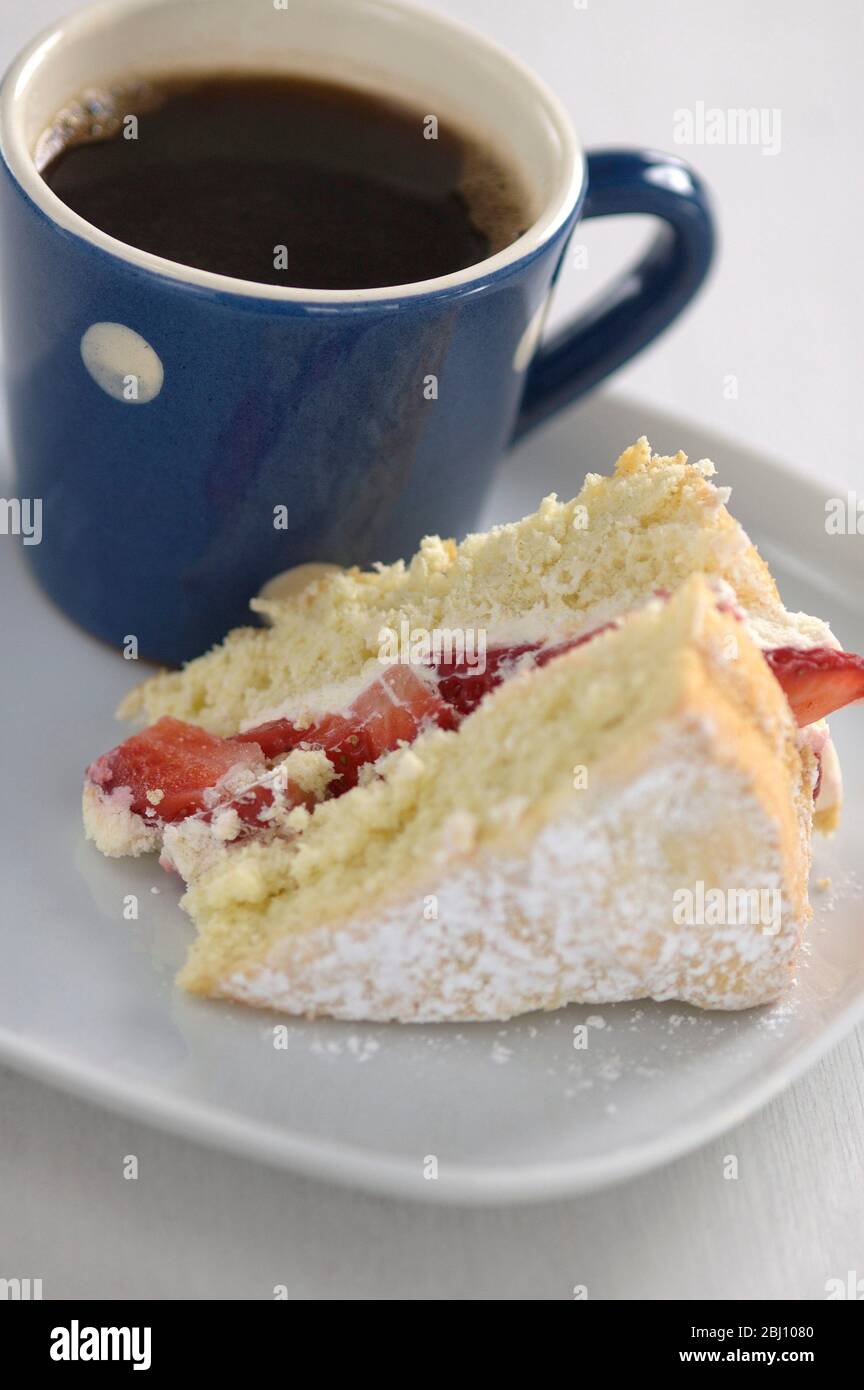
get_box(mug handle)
[512,148,715,441]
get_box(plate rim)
[3,983,864,1206]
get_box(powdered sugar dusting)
[221,732,810,1022]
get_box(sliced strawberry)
[87,715,264,822]
[433,623,619,718]
[435,642,539,717]
[317,720,378,792]
[238,664,456,794]
[205,774,314,835]
[234,717,301,759]
[765,646,864,725]
[220,782,276,828]
[353,663,458,749]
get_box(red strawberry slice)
[87,716,265,822]
[233,716,302,760]
[435,643,540,717]
[218,782,277,829]
[205,773,315,837]
[764,646,864,725]
[433,623,619,718]
[315,720,378,793]
[353,663,458,749]
[238,664,457,793]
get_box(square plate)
[3,392,862,1204]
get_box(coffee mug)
[0,0,714,664]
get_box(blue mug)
[0,0,714,664]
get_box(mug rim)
[0,0,585,305]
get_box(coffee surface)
[39,73,529,289]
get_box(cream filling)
[240,579,841,732]
[239,659,396,733]
[820,738,843,815]
[171,588,845,882]
[91,582,846,870]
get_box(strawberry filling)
[433,622,620,718]
[234,663,457,793]
[207,779,309,831]
[87,716,265,822]
[88,667,456,829]
[764,646,864,726]
[88,625,864,838]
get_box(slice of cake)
[83,440,864,1018]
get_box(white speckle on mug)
[512,296,551,373]
[80,322,163,403]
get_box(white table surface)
[2,0,862,1299]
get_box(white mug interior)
[0,0,583,301]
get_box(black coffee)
[38,73,530,289]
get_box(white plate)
[2,392,863,1205]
